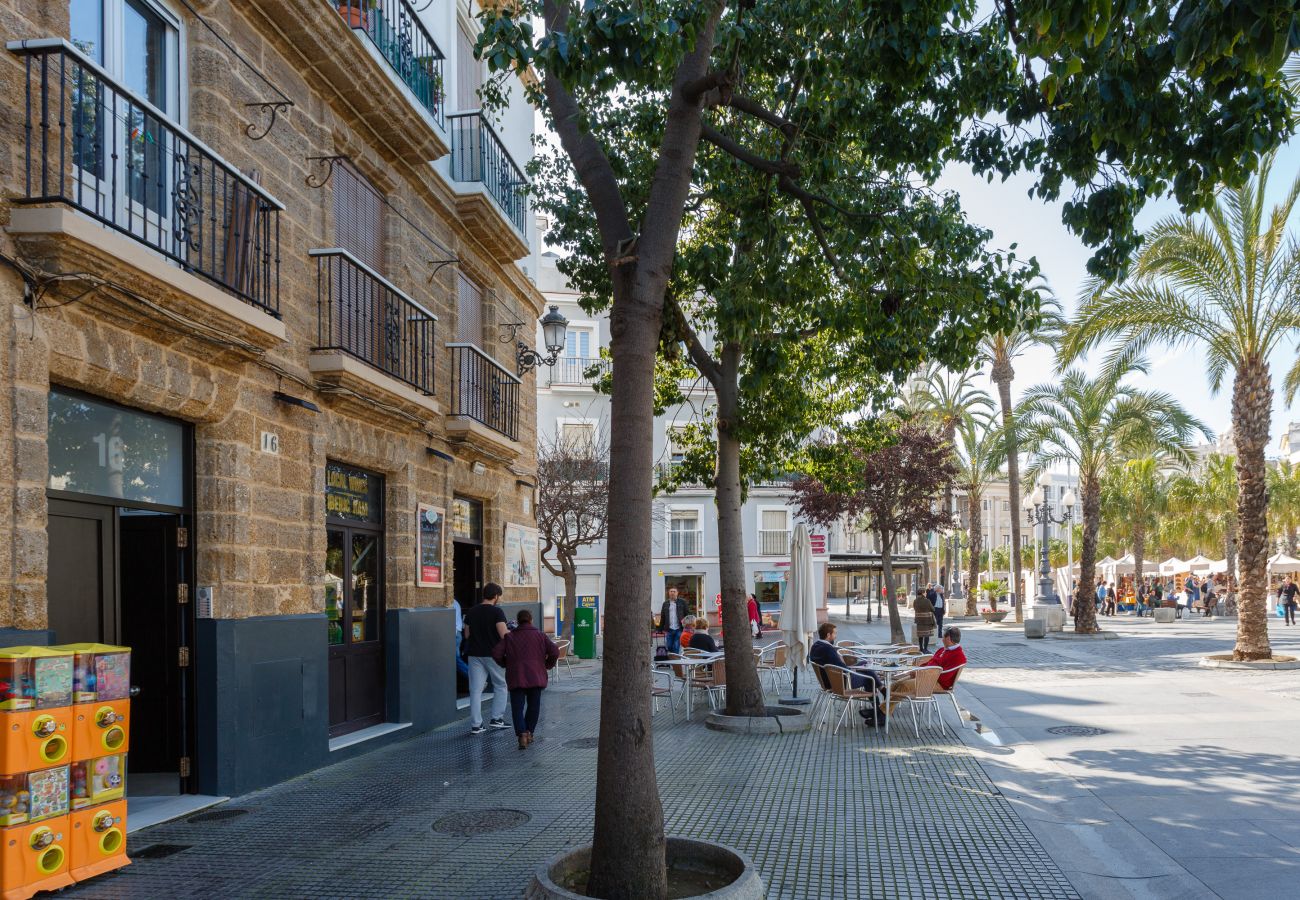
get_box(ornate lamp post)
[1022,475,1076,607]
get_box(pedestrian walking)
[1201,577,1217,617]
[1105,582,1117,616]
[931,582,946,639]
[464,583,511,735]
[747,594,763,638]
[492,609,559,749]
[1282,577,1299,626]
[913,589,936,654]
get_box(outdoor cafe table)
[852,661,922,736]
[654,654,723,721]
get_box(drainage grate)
[433,809,531,836]
[130,843,192,860]
[1045,726,1109,736]
[563,737,600,749]
[186,808,250,824]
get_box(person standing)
[1202,577,1217,617]
[493,609,559,749]
[659,587,689,654]
[1104,582,1117,617]
[464,583,510,735]
[1095,578,1107,615]
[931,581,946,640]
[913,589,937,653]
[453,599,470,682]
[747,594,763,639]
[1282,577,1299,626]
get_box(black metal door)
[326,525,385,737]
[47,499,116,645]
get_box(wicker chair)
[823,664,876,734]
[895,666,944,737]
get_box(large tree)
[478,1,1298,892]
[978,289,1064,621]
[1063,153,1300,659]
[1166,454,1239,567]
[1268,460,1300,556]
[1099,454,1175,592]
[536,429,611,636]
[1018,356,1207,633]
[794,422,957,642]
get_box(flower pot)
[527,837,763,899]
[981,611,1009,623]
[336,3,367,28]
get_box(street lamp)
[501,305,569,375]
[1024,475,1075,607]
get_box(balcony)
[656,460,708,489]
[448,343,522,455]
[667,529,703,557]
[8,39,285,345]
[335,0,445,127]
[759,529,792,556]
[308,249,440,420]
[547,356,608,386]
[447,111,529,260]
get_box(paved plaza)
[62,613,1300,899]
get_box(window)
[456,20,484,110]
[758,508,790,556]
[457,274,483,345]
[667,426,690,464]
[69,0,182,216]
[559,421,595,450]
[333,163,384,273]
[1003,534,1011,547]
[982,499,989,511]
[565,328,592,359]
[668,510,700,556]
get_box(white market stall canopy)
[1159,557,1188,576]
[1186,554,1227,574]
[1268,553,1300,574]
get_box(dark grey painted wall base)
[0,628,52,646]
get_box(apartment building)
[534,253,828,629]
[0,0,545,806]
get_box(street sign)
[810,533,827,554]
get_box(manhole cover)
[187,808,249,824]
[432,809,531,836]
[130,844,192,860]
[564,737,600,749]
[1045,726,1109,736]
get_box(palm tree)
[917,364,993,599]
[1062,153,1300,658]
[1018,356,1207,633]
[979,287,1065,621]
[1099,454,1175,592]
[1268,460,1300,555]
[955,417,1005,615]
[1166,454,1238,566]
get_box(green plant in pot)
[980,579,1008,611]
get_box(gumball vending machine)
[0,649,74,773]
[67,755,128,881]
[0,766,73,899]
[53,646,131,762]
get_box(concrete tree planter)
[1199,654,1300,671]
[527,837,764,899]
[980,611,1009,624]
[705,705,811,734]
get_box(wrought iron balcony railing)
[335,0,445,127]
[547,356,608,385]
[311,249,437,394]
[450,343,521,440]
[758,529,792,556]
[11,39,282,315]
[667,529,703,557]
[448,111,528,235]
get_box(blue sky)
[944,140,1300,452]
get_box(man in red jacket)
[926,626,967,690]
[493,609,559,749]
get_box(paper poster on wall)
[417,504,445,586]
[504,523,539,587]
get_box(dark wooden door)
[326,525,385,737]
[47,499,116,645]
[119,513,184,776]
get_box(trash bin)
[574,607,597,659]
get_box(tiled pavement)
[63,653,1081,900]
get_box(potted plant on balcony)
[336,0,375,29]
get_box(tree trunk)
[1232,356,1273,661]
[1133,524,1145,596]
[942,481,954,594]
[562,562,578,638]
[994,364,1027,622]
[714,344,765,717]
[965,493,981,616]
[588,288,667,898]
[881,533,905,643]
[1287,528,1297,557]
[1073,474,1101,634]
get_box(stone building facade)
[0,0,544,800]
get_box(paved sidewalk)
[836,610,1300,900]
[64,653,1077,899]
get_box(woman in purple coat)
[492,609,559,749]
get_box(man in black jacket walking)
[658,587,689,654]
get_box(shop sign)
[757,570,786,583]
[810,533,827,554]
[416,503,445,586]
[325,462,381,524]
[556,595,600,635]
[504,523,539,587]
